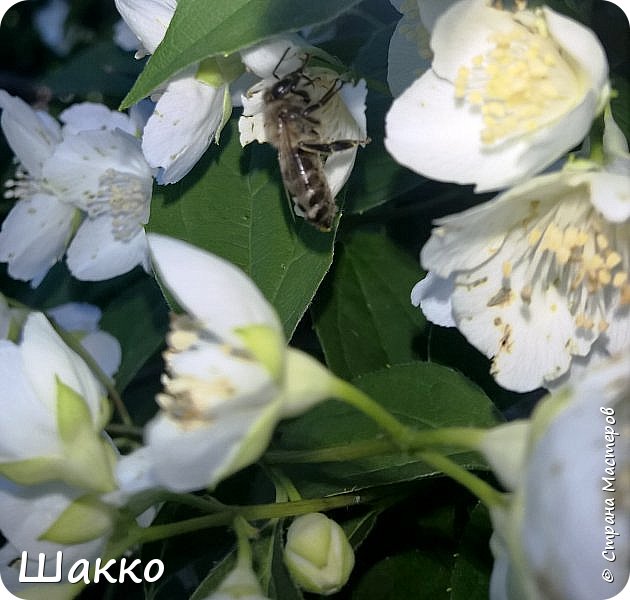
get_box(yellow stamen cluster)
[157,314,245,425]
[511,197,630,335]
[92,168,150,241]
[454,10,582,145]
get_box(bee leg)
[299,138,370,155]
[303,79,345,117]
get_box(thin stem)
[48,318,132,426]
[136,493,373,546]
[106,423,143,438]
[265,466,303,502]
[417,451,507,509]
[266,427,487,464]
[331,378,415,448]
[233,516,256,566]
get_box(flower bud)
[283,513,355,595]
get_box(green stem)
[106,423,143,438]
[48,318,132,426]
[417,451,507,509]
[265,466,302,502]
[233,516,256,566]
[331,378,415,448]
[266,427,487,464]
[135,493,373,546]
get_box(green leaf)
[189,551,237,600]
[121,0,364,108]
[253,521,304,600]
[353,550,453,600]
[273,362,502,498]
[611,76,630,142]
[148,120,335,338]
[342,509,381,551]
[312,232,427,380]
[449,503,492,600]
[41,41,144,99]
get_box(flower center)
[454,10,584,145]
[508,193,630,334]
[87,168,151,241]
[156,315,262,426]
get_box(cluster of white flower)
[386,0,629,393]
[0,95,153,286]
[384,1,629,597]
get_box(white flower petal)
[240,36,306,79]
[0,193,74,286]
[588,172,630,222]
[520,354,630,599]
[430,0,514,82]
[323,78,367,197]
[59,102,136,136]
[148,234,281,339]
[142,72,228,184]
[385,2,610,192]
[43,128,152,207]
[20,313,103,421]
[0,90,61,177]
[66,217,149,281]
[0,340,60,458]
[114,0,175,55]
[46,302,101,333]
[386,71,603,192]
[0,479,106,579]
[411,273,455,327]
[79,331,122,378]
[45,304,122,378]
[451,249,584,391]
[385,71,488,186]
[542,6,608,101]
[144,401,281,492]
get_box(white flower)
[0,296,122,378]
[238,39,368,222]
[0,480,111,598]
[482,353,630,600]
[0,92,153,286]
[114,0,236,184]
[412,116,630,392]
[385,0,610,192]
[0,313,121,597]
[118,234,336,493]
[0,312,116,492]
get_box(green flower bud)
[283,513,355,595]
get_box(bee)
[262,54,368,231]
